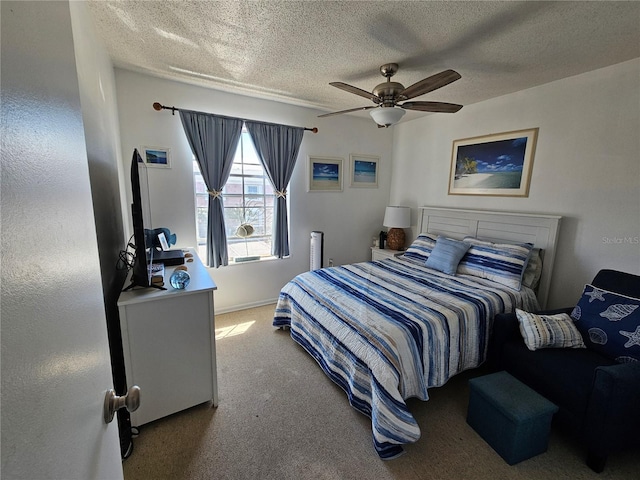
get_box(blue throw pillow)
[571,284,640,363]
[425,237,470,275]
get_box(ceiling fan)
[319,63,463,127]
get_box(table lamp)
[383,206,410,250]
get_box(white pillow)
[516,309,586,351]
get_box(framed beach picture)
[308,156,343,192]
[349,154,379,188]
[142,146,171,168]
[448,128,538,197]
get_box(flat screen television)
[124,149,160,290]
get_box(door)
[1,2,124,478]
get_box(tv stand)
[117,248,218,426]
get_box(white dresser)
[117,248,217,426]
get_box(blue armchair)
[489,269,640,472]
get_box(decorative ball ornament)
[236,223,254,238]
[169,270,191,290]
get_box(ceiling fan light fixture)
[370,106,406,127]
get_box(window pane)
[224,208,244,236]
[243,163,264,176]
[196,207,208,240]
[241,133,260,164]
[194,174,207,194]
[223,177,242,194]
[196,195,209,208]
[230,162,243,176]
[244,181,263,195]
[245,194,264,207]
[223,195,244,208]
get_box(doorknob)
[103,386,141,424]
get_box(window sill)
[228,255,278,266]
[197,245,279,266]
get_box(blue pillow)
[571,284,640,363]
[425,237,470,275]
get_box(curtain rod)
[152,102,318,133]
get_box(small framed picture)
[308,156,343,192]
[349,154,379,188]
[142,146,171,168]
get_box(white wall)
[115,70,393,312]
[391,59,640,308]
[70,2,127,299]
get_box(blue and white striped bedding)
[273,255,539,459]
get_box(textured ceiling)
[87,1,640,123]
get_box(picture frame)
[349,154,379,188]
[308,156,343,192]
[448,128,538,197]
[142,146,171,168]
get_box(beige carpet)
[123,304,638,480]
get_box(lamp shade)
[383,206,410,228]
[370,107,406,127]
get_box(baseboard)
[215,298,278,315]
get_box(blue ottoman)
[467,371,558,465]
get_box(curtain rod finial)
[153,102,163,111]
[311,127,318,133]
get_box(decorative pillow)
[516,309,586,351]
[571,284,640,363]
[457,237,533,290]
[425,237,470,275]
[522,248,543,290]
[401,234,438,263]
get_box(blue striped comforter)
[273,256,539,459]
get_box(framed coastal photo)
[142,146,171,168]
[448,128,538,197]
[349,154,379,188]
[308,156,343,192]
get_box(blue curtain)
[245,121,304,258]
[179,110,243,267]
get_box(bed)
[273,207,561,459]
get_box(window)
[194,128,275,263]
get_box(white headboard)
[417,207,562,309]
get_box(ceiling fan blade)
[318,105,376,118]
[399,70,461,100]
[400,101,463,113]
[329,82,381,103]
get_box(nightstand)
[371,247,403,261]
